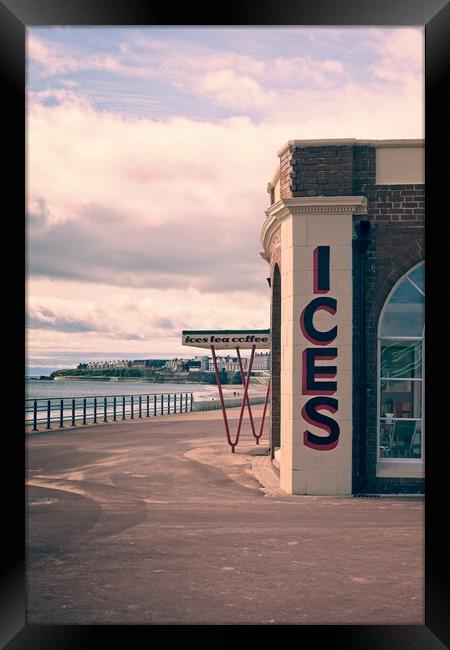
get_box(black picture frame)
[3,0,449,647]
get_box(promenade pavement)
[26,406,424,625]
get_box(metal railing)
[25,392,194,432]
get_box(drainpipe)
[355,220,371,493]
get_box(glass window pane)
[390,278,424,305]
[381,277,424,337]
[380,379,422,419]
[379,419,422,459]
[381,304,424,336]
[380,341,422,378]
[408,265,425,293]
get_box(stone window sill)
[376,461,424,479]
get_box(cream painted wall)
[275,197,366,495]
[376,146,424,185]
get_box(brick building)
[208,356,248,373]
[252,352,271,371]
[261,139,424,495]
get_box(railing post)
[147,395,150,417]
[72,398,76,426]
[161,395,164,415]
[122,396,126,420]
[33,400,38,431]
[131,396,134,419]
[104,397,107,422]
[93,397,97,424]
[190,393,193,412]
[139,395,142,418]
[113,396,117,421]
[83,398,87,425]
[46,400,51,429]
[168,394,171,415]
[59,399,64,428]
[154,395,157,416]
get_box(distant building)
[188,355,210,372]
[165,358,188,372]
[146,359,169,368]
[253,351,271,371]
[84,359,169,370]
[86,360,129,369]
[208,355,248,373]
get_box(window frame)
[376,261,425,465]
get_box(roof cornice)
[277,138,424,158]
[260,196,367,259]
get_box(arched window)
[378,261,424,462]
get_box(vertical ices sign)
[300,246,340,450]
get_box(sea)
[25,379,265,402]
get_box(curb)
[251,454,283,496]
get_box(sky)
[26,26,424,374]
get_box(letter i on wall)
[313,246,330,294]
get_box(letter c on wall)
[300,297,337,345]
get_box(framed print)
[2,0,449,647]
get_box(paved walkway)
[26,407,424,625]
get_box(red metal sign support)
[259,379,271,444]
[210,345,233,450]
[210,344,270,453]
[235,347,256,439]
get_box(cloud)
[369,28,423,84]
[27,99,274,227]
[27,203,268,293]
[26,279,270,365]
[27,99,421,300]
[27,29,423,123]
[270,56,347,87]
[28,33,132,77]
[26,27,423,366]
[195,70,276,111]
[27,306,99,333]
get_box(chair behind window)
[392,420,416,457]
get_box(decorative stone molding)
[261,196,368,258]
[277,138,424,158]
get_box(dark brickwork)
[350,148,424,494]
[274,142,424,494]
[352,146,376,196]
[358,222,424,494]
[279,146,294,198]
[280,145,354,197]
[367,184,425,224]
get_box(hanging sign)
[182,329,271,350]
